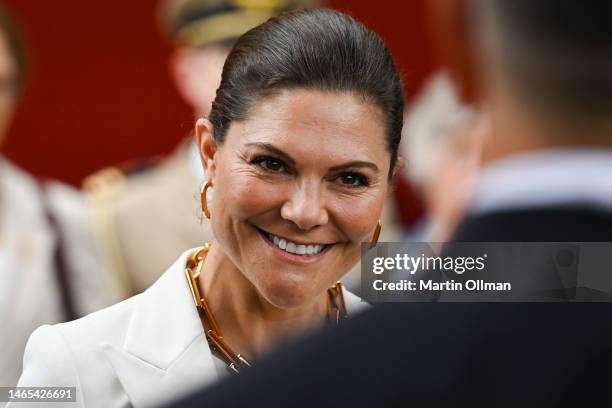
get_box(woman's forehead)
[228,89,387,153]
[253,89,382,122]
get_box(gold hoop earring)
[369,220,382,249]
[200,180,213,219]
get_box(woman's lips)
[255,226,333,265]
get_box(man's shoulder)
[453,206,612,241]
[83,156,166,205]
[81,143,208,293]
[82,139,195,207]
[82,142,202,243]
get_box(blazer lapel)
[103,248,219,407]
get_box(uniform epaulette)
[82,157,161,197]
[82,166,126,198]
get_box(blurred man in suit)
[171,1,612,406]
[448,0,612,242]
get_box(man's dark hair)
[209,8,404,177]
[0,3,27,95]
[475,0,612,118]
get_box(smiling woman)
[12,8,405,408]
[199,89,391,309]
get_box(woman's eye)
[338,173,368,187]
[253,157,286,173]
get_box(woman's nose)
[280,181,328,231]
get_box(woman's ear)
[195,118,217,180]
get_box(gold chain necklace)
[185,243,348,374]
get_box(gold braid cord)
[185,244,348,374]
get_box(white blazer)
[12,248,367,408]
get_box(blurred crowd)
[1,0,612,406]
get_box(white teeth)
[265,232,326,256]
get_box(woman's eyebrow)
[329,161,379,173]
[245,143,378,173]
[245,142,296,166]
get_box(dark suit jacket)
[453,205,612,242]
[172,206,612,407]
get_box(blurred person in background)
[13,8,403,407]
[83,0,319,298]
[172,1,612,406]
[0,2,118,390]
[449,0,612,241]
[401,71,486,241]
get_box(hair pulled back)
[208,8,404,176]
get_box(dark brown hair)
[209,8,404,177]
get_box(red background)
[1,0,434,225]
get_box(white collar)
[469,148,612,215]
[103,248,219,407]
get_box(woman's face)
[198,89,393,308]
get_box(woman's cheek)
[332,195,383,241]
[221,175,288,218]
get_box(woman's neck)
[198,242,328,360]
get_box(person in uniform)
[0,4,118,390]
[83,0,323,297]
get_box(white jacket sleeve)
[8,325,84,408]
